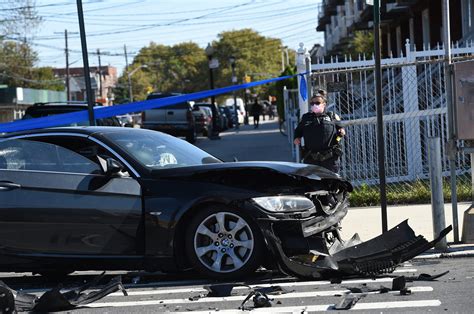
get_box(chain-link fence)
[306,42,474,205]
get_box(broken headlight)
[252,196,315,213]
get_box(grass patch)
[349,179,472,207]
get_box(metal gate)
[309,40,473,196]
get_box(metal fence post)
[402,39,423,180]
[428,137,448,250]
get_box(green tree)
[344,31,374,58]
[0,1,61,91]
[114,29,287,103]
[212,29,283,100]
[114,42,208,102]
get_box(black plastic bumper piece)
[260,219,452,279]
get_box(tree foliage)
[344,31,375,58]
[0,0,62,91]
[114,29,286,103]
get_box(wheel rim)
[194,211,254,274]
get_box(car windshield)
[102,129,221,170]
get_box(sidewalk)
[196,119,473,258]
[341,202,474,258]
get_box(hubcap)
[194,212,254,274]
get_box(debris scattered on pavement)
[262,220,452,280]
[333,294,362,310]
[405,271,450,281]
[0,273,127,312]
[255,285,291,295]
[204,283,235,297]
[400,288,412,295]
[239,291,273,310]
[392,276,406,291]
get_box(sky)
[23,0,323,75]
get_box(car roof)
[0,126,124,139]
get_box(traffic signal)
[243,75,251,83]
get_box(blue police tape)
[0,72,307,133]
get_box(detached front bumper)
[257,199,452,279]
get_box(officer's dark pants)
[303,155,340,173]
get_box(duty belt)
[304,146,341,162]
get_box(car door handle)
[0,181,21,191]
[167,111,174,115]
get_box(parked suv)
[142,92,196,143]
[22,102,122,126]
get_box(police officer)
[293,92,345,172]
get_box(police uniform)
[294,111,343,172]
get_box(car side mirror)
[105,158,124,176]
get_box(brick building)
[53,66,118,106]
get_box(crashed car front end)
[245,168,451,280]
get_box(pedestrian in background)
[252,98,262,129]
[293,91,345,173]
[268,102,275,120]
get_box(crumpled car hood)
[151,161,352,191]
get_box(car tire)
[186,127,196,143]
[185,206,264,280]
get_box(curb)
[415,248,474,259]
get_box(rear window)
[22,107,121,127]
[146,94,190,110]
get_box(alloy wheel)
[193,212,254,274]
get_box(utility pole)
[374,0,388,233]
[124,44,133,102]
[443,0,459,242]
[76,0,95,125]
[97,48,102,101]
[65,29,70,101]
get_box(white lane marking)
[393,268,417,273]
[188,299,442,313]
[90,287,433,307]
[108,277,396,297]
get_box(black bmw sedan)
[0,127,353,279]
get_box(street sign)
[209,58,219,69]
[232,76,238,83]
[326,81,347,93]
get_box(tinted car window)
[146,94,190,110]
[23,105,122,127]
[0,139,101,174]
[102,129,221,170]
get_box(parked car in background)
[218,106,229,130]
[192,105,212,136]
[219,105,234,129]
[141,92,196,143]
[22,102,122,127]
[194,102,225,132]
[116,114,134,127]
[225,97,246,124]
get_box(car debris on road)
[0,273,127,313]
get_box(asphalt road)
[1,258,473,313]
